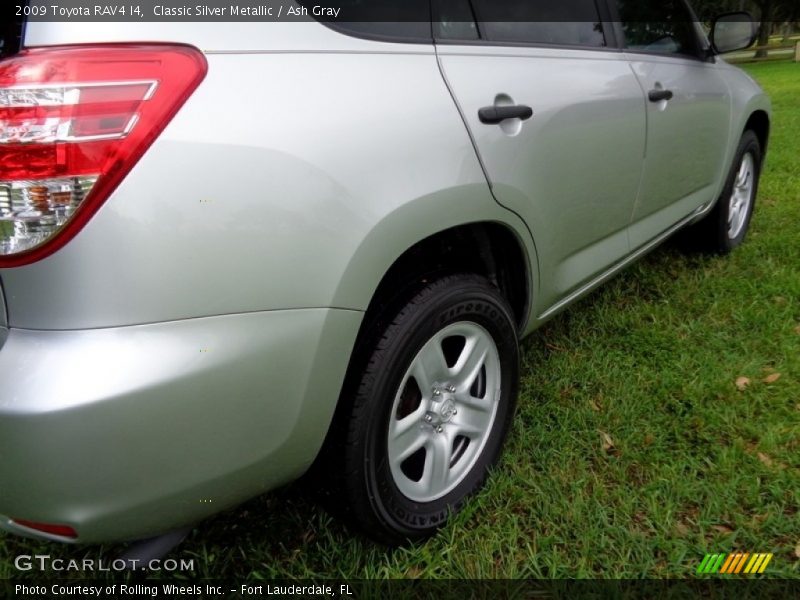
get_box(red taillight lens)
[12,518,78,539]
[0,44,207,267]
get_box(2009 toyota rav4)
[0,1,771,547]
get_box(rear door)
[436,0,646,312]
[613,0,733,248]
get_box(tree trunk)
[783,4,799,42]
[755,0,774,58]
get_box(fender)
[708,63,772,212]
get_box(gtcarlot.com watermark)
[14,554,195,573]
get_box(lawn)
[1,61,798,581]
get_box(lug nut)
[436,426,444,434]
[433,389,441,397]
[447,385,456,393]
[453,409,458,415]
[425,415,433,423]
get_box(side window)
[435,0,480,41]
[468,0,607,48]
[617,0,702,57]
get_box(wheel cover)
[728,152,755,240]
[387,321,501,503]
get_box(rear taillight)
[0,44,207,267]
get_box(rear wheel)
[318,274,519,544]
[683,130,762,253]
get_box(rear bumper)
[0,308,361,543]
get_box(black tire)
[682,130,762,254]
[316,274,519,545]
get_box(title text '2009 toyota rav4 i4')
[0,1,770,547]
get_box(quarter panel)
[1,48,530,329]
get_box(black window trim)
[305,0,712,62]
[432,0,623,53]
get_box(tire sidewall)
[361,282,519,540]
[718,131,762,250]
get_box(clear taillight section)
[0,177,96,255]
[0,45,207,267]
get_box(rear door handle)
[478,105,533,125]
[648,89,674,102]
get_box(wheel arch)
[329,186,538,336]
[360,222,531,334]
[702,92,771,221]
[309,218,533,526]
[744,109,770,157]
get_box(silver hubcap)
[728,152,755,239]
[387,322,501,503]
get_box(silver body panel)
[438,45,647,308]
[0,308,361,542]
[0,280,6,347]
[4,31,532,330]
[0,18,770,542]
[626,53,732,248]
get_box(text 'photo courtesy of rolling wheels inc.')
[1,0,798,597]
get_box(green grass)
[2,62,799,581]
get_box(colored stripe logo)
[697,552,773,575]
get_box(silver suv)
[0,2,770,546]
